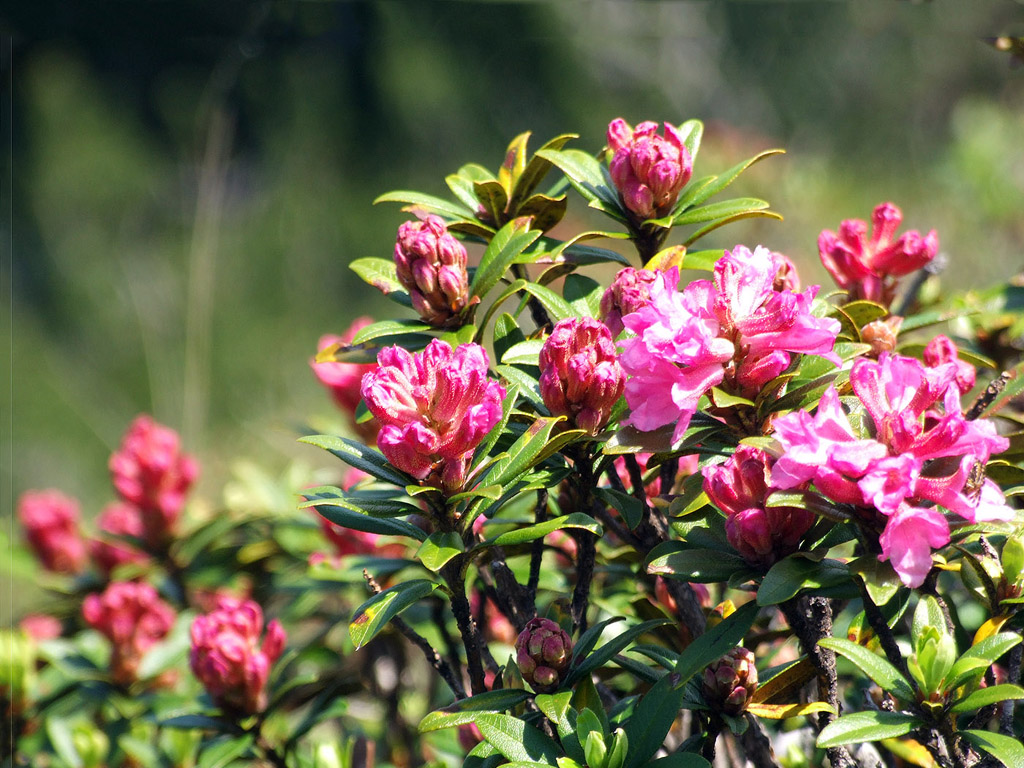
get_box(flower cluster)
[109,415,198,548]
[818,202,938,305]
[394,214,473,328]
[361,340,505,492]
[620,246,841,440]
[190,597,286,715]
[82,581,176,686]
[18,490,87,574]
[89,502,149,578]
[515,617,572,693]
[772,353,1010,586]
[607,119,692,221]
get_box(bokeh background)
[4,1,1024,608]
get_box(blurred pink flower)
[311,317,380,441]
[361,340,505,492]
[190,597,286,715]
[17,489,87,574]
[82,581,176,685]
[90,502,149,578]
[109,415,198,548]
[19,614,62,641]
[924,335,976,395]
[607,119,692,221]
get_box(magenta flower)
[361,340,505,492]
[607,118,692,221]
[109,415,198,548]
[82,581,176,685]
[878,504,951,589]
[599,267,660,338]
[190,597,286,715]
[90,502,150,578]
[703,446,815,566]
[924,335,976,395]
[818,202,938,305]
[311,317,380,441]
[19,614,62,641]
[17,490,87,574]
[539,317,625,434]
[394,215,473,328]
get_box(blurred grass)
[4,1,1024,620]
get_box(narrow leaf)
[950,683,1024,713]
[374,190,476,220]
[419,690,534,732]
[963,729,1024,768]
[475,713,561,765]
[817,638,915,702]
[299,435,413,488]
[816,712,921,748]
[746,701,836,720]
[350,580,443,649]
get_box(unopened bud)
[394,215,472,328]
[515,617,572,693]
[599,267,660,337]
[702,647,758,716]
[861,316,902,358]
[607,119,692,221]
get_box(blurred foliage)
[3,1,1023,622]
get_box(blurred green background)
[4,1,1024,537]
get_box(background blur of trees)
[3,1,1023,604]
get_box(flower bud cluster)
[607,119,692,221]
[17,490,87,574]
[599,267,660,338]
[89,502,149,577]
[702,647,758,716]
[394,215,472,328]
[515,617,572,693]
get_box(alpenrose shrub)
[10,118,1024,768]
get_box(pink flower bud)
[394,215,472,328]
[818,202,938,305]
[19,614,62,640]
[703,446,815,567]
[539,318,625,435]
[311,318,381,441]
[89,502,149,578]
[109,416,198,549]
[923,335,976,395]
[599,267,660,338]
[190,597,286,716]
[17,490,87,574]
[607,119,692,221]
[515,617,572,693]
[361,340,505,493]
[772,253,801,292]
[702,647,757,716]
[82,582,176,686]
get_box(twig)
[854,578,912,681]
[526,490,547,608]
[442,560,488,696]
[1001,641,1023,736]
[571,529,597,635]
[920,568,955,635]
[966,371,1010,421]
[740,715,784,768]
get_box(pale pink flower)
[394,215,472,328]
[361,340,505,492]
[17,490,87,574]
[19,614,62,641]
[311,317,380,441]
[924,335,976,395]
[878,504,950,588]
[82,581,176,685]
[818,202,938,305]
[90,502,149,577]
[607,119,692,221]
[599,267,660,338]
[539,317,625,434]
[109,415,198,548]
[190,597,286,715]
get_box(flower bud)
[702,647,758,716]
[539,318,625,435]
[17,489,87,574]
[861,316,903,358]
[515,617,572,693]
[607,119,692,221]
[311,317,380,441]
[190,597,286,716]
[109,415,198,548]
[923,335,976,395]
[394,215,472,328]
[90,502,149,578]
[82,581,176,686]
[599,267,660,338]
[772,253,801,292]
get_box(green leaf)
[419,690,534,732]
[849,557,903,607]
[674,600,759,684]
[563,274,603,318]
[672,197,770,226]
[415,532,464,572]
[911,596,948,646]
[677,119,703,162]
[198,734,255,768]
[565,619,673,686]
[948,633,1022,690]
[351,318,434,345]
[299,435,413,488]
[299,487,423,518]
[349,580,443,649]
[471,218,544,299]
[816,712,921,748]
[309,502,428,542]
[375,189,477,220]
[572,616,625,666]
[502,340,545,366]
[641,755,711,768]
[484,513,601,548]
[137,612,192,680]
[535,692,585,763]
[516,193,569,233]
[962,729,1024,768]
[622,673,687,768]
[536,149,616,207]
[899,307,979,333]
[951,683,1024,713]
[510,133,578,211]
[494,313,528,363]
[160,714,233,731]
[817,638,915,702]
[483,417,564,488]
[349,257,411,305]
[646,543,748,583]
[519,282,578,322]
[838,300,889,329]
[45,718,84,768]
[474,713,561,765]
[684,148,784,208]
[594,487,645,530]
[756,556,851,606]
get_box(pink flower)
[361,340,505,492]
[703,446,814,567]
[17,490,87,574]
[878,504,950,587]
[539,317,625,434]
[109,415,198,548]
[394,215,473,328]
[599,267,660,338]
[90,502,150,578]
[607,119,692,221]
[82,581,176,685]
[190,597,286,715]
[924,335,976,395]
[19,614,62,641]
[818,202,938,305]
[311,317,380,441]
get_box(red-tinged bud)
[515,617,572,693]
[17,490,87,574]
[861,316,903,359]
[82,582,176,686]
[90,502,149,578]
[599,267,660,338]
[702,647,758,716]
[923,335,976,395]
[607,119,692,221]
[190,597,286,716]
[539,318,625,435]
[394,215,472,328]
[109,415,198,549]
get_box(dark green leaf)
[484,513,601,548]
[310,502,427,542]
[563,274,603,318]
[623,672,687,768]
[817,638,915,702]
[197,734,255,768]
[757,556,850,606]
[641,754,711,768]
[299,435,413,488]
[349,580,444,649]
[646,543,748,583]
[535,691,585,763]
[349,257,411,306]
[673,198,770,226]
[816,712,920,748]
[594,488,645,530]
[160,714,233,731]
[573,617,625,666]
[948,633,1022,690]
[674,600,759,684]
[474,713,560,765]
[565,619,673,686]
[351,319,433,345]
[839,300,889,329]
[519,282,578,322]
[483,417,563,488]
[510,133,577,210]
[475,179,509,225]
